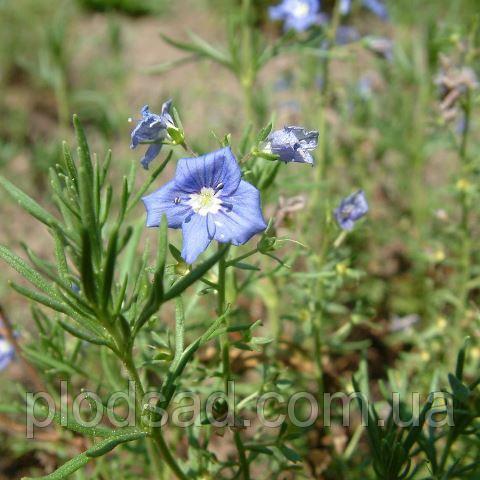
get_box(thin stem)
[217,244,250,480]
[122,350,188,480]
[226,247,259,266]
[173,297,185,370]
[218,248,230,393]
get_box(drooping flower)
[142,147,267,264]
[0,336,14,371]
[264,126,319,164]
[334,190,369,230]
[130,100,174,170]
[269,0,320,32]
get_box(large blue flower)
[130,100,174,170]
[143,147,267,264]
[264,126,319,164]
[269,0,320,32]
[334,190,369,230]
[0,337,14,371]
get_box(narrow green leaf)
[0,176,62,229]
[448,373,470,403]
[61,141,78,190]
[256,122,273,143]
[163,245,228,301]
[86,430,147,458]
[59,320,110,347]
[80,231,98,304]
[73,114,93,184]
[455,337,470,380]
[10,282,69,315]
[53,230,69,279]
[0,246,58,298]
[232,262,260,271]
[279,445,301,463]
[102,229,119,308]
[22,452,90,480]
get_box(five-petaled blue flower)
[339,0,388,20]
[130,100,174,170]
[264,126,319,164]
[269,0,320,32]
[334,190,369,230]
[142,147,267,264]
[0,336,14,371]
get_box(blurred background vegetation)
[2,0,480,478]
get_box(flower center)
[188,187,222,216]
[291,0,310,17]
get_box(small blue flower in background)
[143,147,267,264]
[334,190,369,230]
[0,322,14,371]
[0,338,14,370]
[336,25,360,45]
[339,0,388,20]
[264,126,319,164]
[269,0,320,32]
[130,99,174,170]
[339,0,352,15]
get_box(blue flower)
[142,147,267,264]
[269,0,320,32]
[0,337,14,371]
[130,100,174,170]
[264,126,319,164]
[334,190,369,230]
[339,0,388,20]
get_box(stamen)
[215,182,224,191]
[174,197,181,204]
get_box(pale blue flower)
[130,100,174,170]
[334,190,369,230]
[143,147,267,264]
[265,126,319,164]
[269,0,320,32]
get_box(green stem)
[456,90,473,324]
[173,297,185,370]
[217,244,250,480]
[122,351,188,480]
[308,0,341,221]
[218,248,230,393]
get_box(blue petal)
[339,0,352,14]
[0,338,14,371]
[175,147,241,196]
[142,180,191,228]
[212,180,267,245]
[141,143,162,170]
[181,214,214,264]
[269,4,287,20]
[130,105,168,149]
[293,149,314,164]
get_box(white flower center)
[188,187,222,216]
[291,0,310,17]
